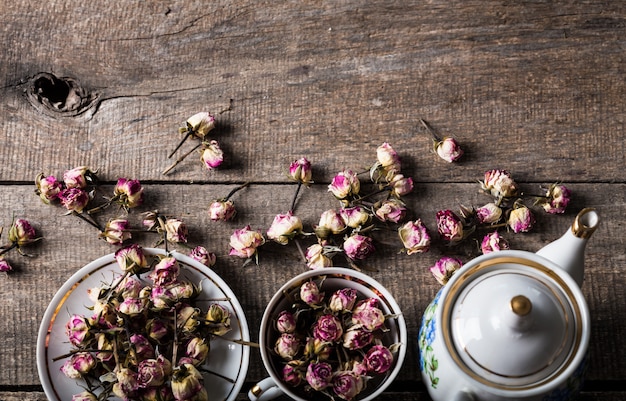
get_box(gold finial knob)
[510,295,532,316]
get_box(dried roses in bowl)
[251,267,407,401]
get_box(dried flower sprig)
[420,119,464,163]
[270,278,401,401]
[0,218,42,273]
[208,183,249,222]
[57,244,233,401]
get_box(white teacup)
[248,267,407,401]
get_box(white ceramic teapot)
[418,208,599,401]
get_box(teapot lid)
[442,255,586,389]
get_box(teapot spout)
[536,208,599,287]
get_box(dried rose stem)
[168,130,193,159]
[0,242,17,257]
[162,143,202,175]
[420,118,441,141]
[224,182,250,201]
[290,182,302,213]
[73,211,103,231]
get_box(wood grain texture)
[0,0,624,399]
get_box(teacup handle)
[248,377,285,401]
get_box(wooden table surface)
[1,1,625,400]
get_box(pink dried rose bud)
[71,391,97,401]
[184,111,216,139]
[300,280,324,306]
[476,202,503,224]
[189,246,216,267]
[351,298,385,331]
[398,219,431,254]
[206,303,231,326]
[436,209,464,243]
[267,211,303,245]
[146,318,170,343]
[340,206,371,228]
[482,169,519,199]
[61,352,96,378]
[332,371,366,400]
[201,140,224,170]
[376,142,401,172]
[434,136,464,163]
[276,310,297,334]
[481,231,510,254]
[35,173,62,203]
[305,243,333,269]
[137,355,172,388]
[316,209,347,238]
[342,327,374,350]
[508,204,535,233]
[0,258,13,272]
[8,218,38,247]
[58,187,90,213]
[306,362,333,391]
[95,333,114,362]
[229,225,265,259]
[112,367,139,400]
[375,198,407,223]
[313,314,344,342]
[288,157,313,185]
[130,334,155,361]
[275,333,301,360]
[65,314,90,347]
[114,178,144,209]
[149,256,180,286]
[171,364,207,401]
[164,218,188,243]
[304,337,333,360]
[430,256,463,285]
[343,233,375,261]
[99,218,131,245]
[117,296,148,316]
[365,344,394,374]
[63,166,92,189]
[208,199,236,221]
[328,169,360,200]
[540,183,572,214]
[282,362,303,387]
[115,244,148,274]
[328,288,358,312]
[389,173,414,197]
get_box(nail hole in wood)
[27,72,99,117]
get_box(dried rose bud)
[208,199,236,221]
[342,327,374,350]
[481,231,510,254]
[8,218,38,247]
[275,333,301,360]
[112,367,139,400]
[62,352,95,377]
[60,359,81,379]
[115,244,148,274]
[350,360,369,376]
[282,362,303,387]
[189,245,216,267]
[184,112,216,139]
[508,204,535,233]
[300,280,323,306]
[149,256,180,286]
[63,166,92,189]
[328,169,360,200]
[352,298,385,331]
[276,310,297,334]
[430,256,463,285]
[305,243,333,270]
[313,314,344,342]
[540,183,572,214]
[201,140,224,170]
[306,362,333,391]
[99,218,131,245]
[71,391,97,401]
[58,187,90,213]
[137,355,172,388]
[375,198,407,223]
[482,169,519,199]
[114,178,144,209]
[343,234,375,261]
[434,137,463,163]
[185,337,210,365]
[206,303,230,325]
[177,306,200,333]
[332,371,366,400]
[170,281,198,303]
[171,364,207,401]
[316,209,346,238]
[35,173,62,203]
[288,157,313,185]
[340,206,371,228]
[389,173,414,197]
[376,142,401,172]
[267,212,303,245]
[142,211,159,231]
[95,333,115,362]
[436,209,464,243]
[398,219,431,255]
[117,296,148,316]
[146,318,170,343]
[150,286,176,310]
[365,344,394,374]
[329,288,357,312]
[165,218,188,243]
[130,334,155,361]
[0,258,13,273]
[65,314,90,347]
[229,225,265,259]
[304,337,333,360]
[476,202,503,224]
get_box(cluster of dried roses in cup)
[221,143,431,270]
[0,217,41,273]
[271,278,400,401]
[59,244,232,401]
[431,169,572,284]
[34,166,216,265]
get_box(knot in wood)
[27,72,99,117]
